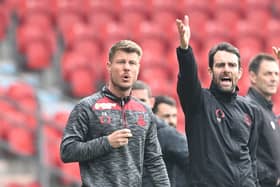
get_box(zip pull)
[120,98,127,128]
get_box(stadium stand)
[0,0,279,186]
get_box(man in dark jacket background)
[132,80,190,187]
[246,48,280,187]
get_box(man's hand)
[176,15,191,49]
[108,128,133,148]
[272,46,280,59]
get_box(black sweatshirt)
[246,88,280,187]
[142,116,190,187]
[176,47,262,187]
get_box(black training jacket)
[176,47,262,187]
[246,88,280,187]
[60,86,170,187]
[142,116,190,187]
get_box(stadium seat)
[119,11,148,39]
[150,9,178,41]
[148,0,180,15]
[205,21,232,41]
[6,82,38,113]
[272,0,280,17]
[53,111,69,130]
[7,126,35,156]
[179,0,215,16]
[69,69,96,98]
[265,35,280,55]
[214,0,244,15]
[85,0,119,17]
[16,0,54,20]
[267,18,280,40]
[60,163,81,186]
[235,35,263,66]
[63,22,100,53]
[183,9,208,43]
[245,8,271,38]
[0,3,9,40]
[212,9,240,39]
[43,125,62,167]
[140,66,173,96]
[24,41,52,70]
[244,0,272,10]
[16,23,56,70]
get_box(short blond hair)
[109,40,143,62]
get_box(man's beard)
[111,79,131,92]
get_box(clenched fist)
[108,128,133,148]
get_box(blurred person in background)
[60,40,170,187]
[176,15,264,187]
[246,47,280,187]
[152,95,178,129]
[132,80,190,187]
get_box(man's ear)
[249,71,257,84]
[107,61,111,72]
[208,67,213,78]
[149,97,155,108]
[238,67,243,79]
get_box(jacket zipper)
[120,99,127,128]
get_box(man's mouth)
[122,75,130,81]
[221,77,232,82]
[220,77,232,86]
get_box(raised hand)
[272,46,280,59]
[176,15,191,49]
[108,128,133,148]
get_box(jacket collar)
[247,87,273,110]
[101,86,131,106]
[210,81,238,102]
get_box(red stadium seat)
[16,23,56,70]
[245,8,271,38]
[244,0,272,10]
[265,36,280,55]
[43,125,62,167]
[85,0,119,16]
[60,163,81,186]
[214,0,245,15]
[6,82,38,113]
[17,0,54,20]
[235,35,263,66]
[53,111,69,129]
[148,0,180,15]
[0,3,9,40]
[70,69,96,98]
[25,41,52,70]
[184,9,208,42]
[7,126,35,156]
[179,0,215,16]
[140,66,174,96]
[213,9,240,39]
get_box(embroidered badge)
[99,112,111,124]
[244,114,252,126]
[215,109,225,123]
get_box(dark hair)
[152,95,176,113]
[132,80,152,98]
[249,53,277,74]
[208,42,240,69]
